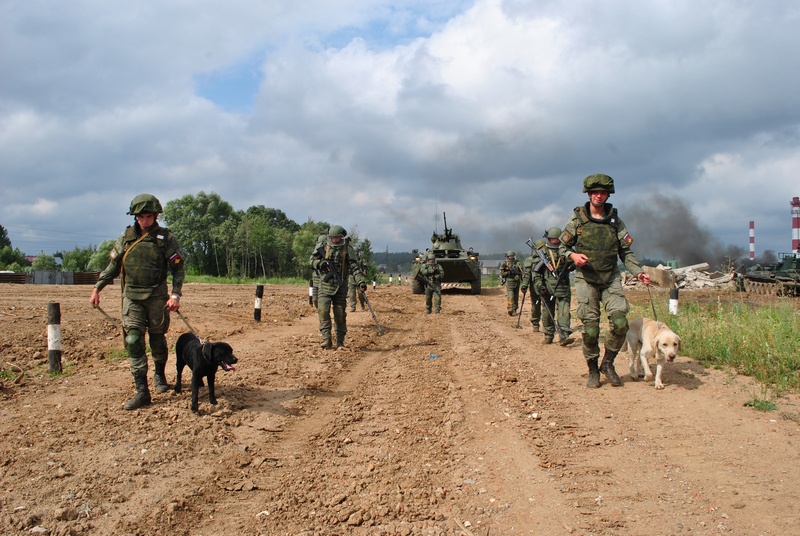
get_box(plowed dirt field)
[1,283,799,535]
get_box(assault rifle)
[320,258,343,288]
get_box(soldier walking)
[310,225,367,349]
[521,239,545,332]
[559,174,650,388]
[419,252,444,313]
[90,194,185,410]
[500,251,523,316]
[533,227,574,345]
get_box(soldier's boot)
[321,338,332,349]
[600,350,623,387]
[532,324,540,333]
[336,334,345,349]
[543,336,553,344]
[123,374,151,410]
[153,362,170,393]
[586,358,601,389]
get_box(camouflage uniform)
[310,234,327,309]
[309,226,366,348]
[500,251,524,315]
[348,255,367,312]
[533,228,573,344]
[94,194,185,409]
[559,174,646,388]
[419,254,444,313]
[520,249,543,331]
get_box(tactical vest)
[572,204,621,286]
[122,225,169,297]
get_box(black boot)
[600,350,623,386]
[123,374,151,410]
[321,338,332,349]
[153,362,170,393]
[586,358,601,388]
[336,335,345,349]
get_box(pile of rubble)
[632,263,737,290]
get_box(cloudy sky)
[2,0,799,266]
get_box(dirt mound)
[1,283,798,535]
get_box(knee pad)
[149,332,168,360]
[125,329,146,358]
[609,312,629,338]
[583,321,601,346]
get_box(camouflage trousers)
[528,293,541,327]
[575,275,630,361]
[122,295,170,376]
[318,289,348,341]
[505,281,520,314]
[425,284,442,313]
[348,283,366,311]
[541,294,572,340]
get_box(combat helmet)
[506,250,516,259]
[582,173,615,194]
[128,194,163,215]
[534,238,546,249]
[426,252,436,262]
[545,227,561,249]
[327,225,347,247]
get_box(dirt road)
[1,283,798,535]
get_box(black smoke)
[621,193,745,271]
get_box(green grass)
[629,294,800,396]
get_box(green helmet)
[582,173,615,194]
[545,227,562,248]
[327,225,347,247]
[506,250,515,258]
[127,194,163,215]
[426,252,436,262]
[534,238,546,249]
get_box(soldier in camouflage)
[90,194,185,410]
[521,239,545,331]
[419,252,444,313]
[533,227,574,345]
[309,225,367,349]
[559,174,651,388]
[310,233,327,309]
[500,251,524,316]
[348,249,367,312]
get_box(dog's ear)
[202,343,214,364]
[676,335,682,353]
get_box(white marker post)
[47,302,63,374]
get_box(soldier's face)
[588,190,609,206]
[135,213,157,230]
[330,235,343,245]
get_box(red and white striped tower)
[749,220,755,260]
[791,197,800,253]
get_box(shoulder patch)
[169,252,184,265]
[559,230,573,243]
[622,232,633,246]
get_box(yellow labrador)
[622,317,682,389]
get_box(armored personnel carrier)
[411,213,482,295]
[741,252,800,296]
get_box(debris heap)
[630,263,737,290]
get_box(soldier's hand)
[637,272,651,285]
[569,252,588,267]
[538,286,548,296]
[359,282,367,292]
[319,260,330,273]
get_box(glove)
[521,286,528,293]
[358,282,367,291]
[319,260,330,273]
[538,285,548,296]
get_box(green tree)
[87,239,115,271]
[162,191,236,276]
[31,253,59,270]
[0,225,10,249]
[61,246,95,271]
[0,245,29,269]
[292,219,329,278]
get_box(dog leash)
[646,284,658,321]
[175,309,200,338]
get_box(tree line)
[0,192,384,282]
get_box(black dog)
[174,332,238,412]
